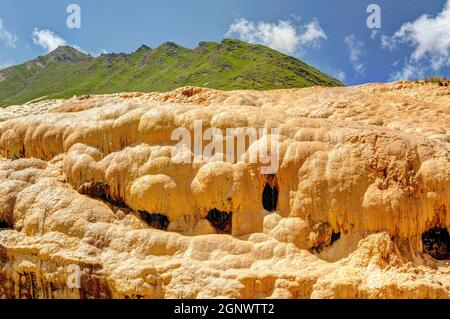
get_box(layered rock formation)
[0,81,448,299]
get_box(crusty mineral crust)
[0,81,448,299]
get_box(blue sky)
[0,0,449,85]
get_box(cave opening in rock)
[262,183,278,212]
[330,232,341,245]
[0,221,12,229]
[309,222,341,254]
[206,209,232,234]
[422,227,450,260]
[139,211,170,231]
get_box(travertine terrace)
[0,81,448,299]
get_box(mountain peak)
[134,44,152,54]
[44,45,92,64]
[160,41,180,48]
[221,38,248,46]
[53,45,78,52]
[222,38,242,43]
[156,41,186,56]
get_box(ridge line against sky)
[0,0,449,85]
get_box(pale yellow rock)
[0,82,448,299]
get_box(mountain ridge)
[0,38,343,107]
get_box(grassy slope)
[0,39,343,106]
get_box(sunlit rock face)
[0,81,449,299]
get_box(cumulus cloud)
[31,28,103,57]
[32,28,67,53]
[0,19,18,48]
[382,0,450,78]
[389,60,425,81]
[345,34,366,76]
[226,18,326,54]
[298,20,327,48]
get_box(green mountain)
[0,39,343,107]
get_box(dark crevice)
[108,198,129,210]
[79,181,129,210]
[263,184,278,212]
[262,174,279,212]
[206,209,232,234]
[0,221,12,229]
[330,232,341,246]
[309,221,341,254]
[79,181,109,199]
[422,227,450,260]
[139,211,170,231]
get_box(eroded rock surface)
[0,81,449,299]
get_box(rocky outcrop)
[0,81,448,299]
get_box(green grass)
[0,39,343,107]
[423,75,449,83]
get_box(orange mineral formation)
[0,81,448,299]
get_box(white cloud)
[0,19,18,48]
[298,20,327,48]
[370,29,379,40]
[333,69,346,82]
[227,19,299,54]
[382,0,450,73]
[389,59,425,81]
[31,28,104,57]
[381,34,396,51]
[32,28,67,53]
[226,18,326,54]
[91,49,108,57]
[345,34,366,76]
